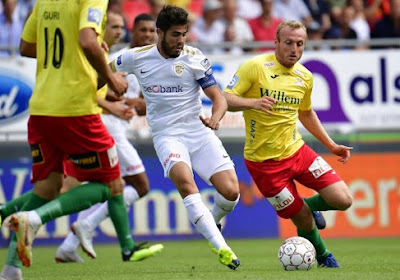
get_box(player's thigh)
[191,132,235,186]
[245,159,303,219]
[318,181,353,210]
[153,135,191,178]
[114,135,146,177]
[28,116,64,194]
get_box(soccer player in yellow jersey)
[223,20,353,268]
[0,1,147,279]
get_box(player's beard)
[161,36,181,58]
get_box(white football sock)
[77,203,102,220]
[123,186,140,207]
[59,232,80,251]
[211,192,240,224]
[85,203,109,229]
[183,193,227,250]
[28,210,43,228]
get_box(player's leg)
[0,190,33,225]
[245,156,340,268]
[298,145,353,213]
[1,184,51,278]
[307,181,353,211]
[156,135,239,270]
[191,131,240,226]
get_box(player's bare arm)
[222,92,277,114]
[97,96,135,121]
[79,28,127,96]
[299,109,353,163]
[199,85,227,130]
[19,39,36,58]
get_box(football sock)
[6,192,49,267]
[211,192,240,224]
[108,194,135,252]
[0,190,33,217]
[183,193,227,250]
[77,203,102,220]
[84,186,140,231]
[35,182,110,224]
[60,232,80,251]
[304,194,338,211]
[85,203,109,229]
[123,186,140,207]
[297,226,330,258]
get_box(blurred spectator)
[248,0,282,52]
[348,0,371,42]
[0,0,23,57]
[306,21,330,50]
[108,0,130,43]
[371,0,400,45]
[324,5,358,49]
[150,0,166,18]
[191,0,225,54]
[237,0,262,20]
[186,11,198,43]
[303,0,331,31]
[364,0,391,29]
[217,0,254,54]
[272,0,314,27]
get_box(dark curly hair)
[156,5,189,32]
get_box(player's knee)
[219,178,240,201]
[107,177,125,196]
[125,174,149,197]
[135,183,149,197]
[338,193,353,211]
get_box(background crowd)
[1,0,400,56]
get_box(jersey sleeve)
[79,0,107,35]
[112,49,135,75]
[299,73,313,111]
[224,60,256,97]
[190,49,212,80]
[21,3,38,43]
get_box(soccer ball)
[278,236,316,271]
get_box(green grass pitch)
[1,238,399,280]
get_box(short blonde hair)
[276,20,306,41]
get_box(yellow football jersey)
[224,53,313,162]
[22,0,108,116]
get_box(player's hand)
[123,97,146,116]
[253,96,277,114]
[108,72,128,97]
[101,41,109,53]
[199,115,220,130]
[330,144,353,164]
[108,100,136,121]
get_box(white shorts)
[153,128,234,185]
[102,114,145,177]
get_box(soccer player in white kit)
[111,5,241,270]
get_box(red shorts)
[245,144,342,219]
[28,115,120,184]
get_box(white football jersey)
[113,44,212,137]
[109,47,141,99]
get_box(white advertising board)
[1,50,399,141]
